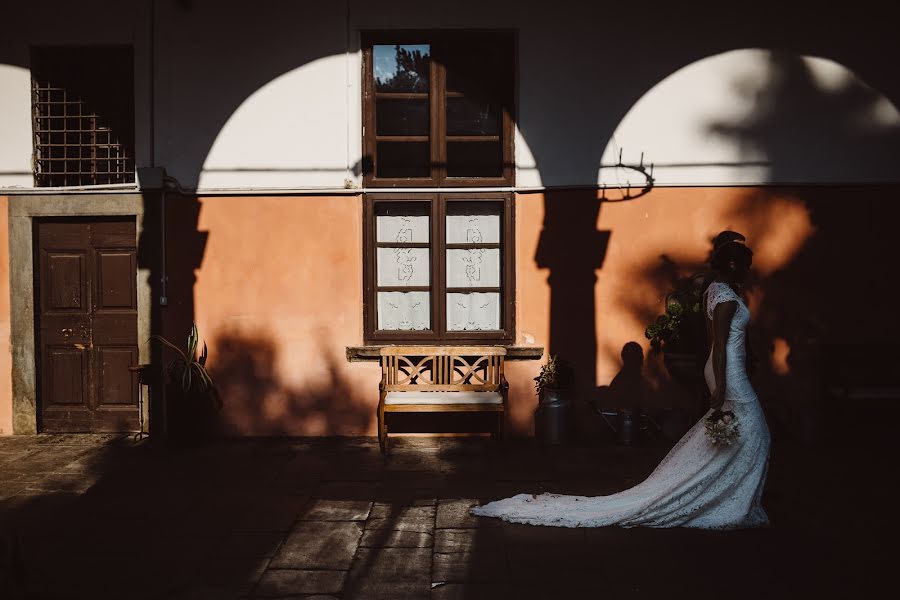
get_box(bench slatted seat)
[378,346,508,453]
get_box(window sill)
[345,345,544,362]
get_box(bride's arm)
[711,300,738,409]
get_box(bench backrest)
[380,346,506,392]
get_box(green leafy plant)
[151,323,221,409]
[534,355,567,396]
[645,275,704,353]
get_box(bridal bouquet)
[705,410,739,446]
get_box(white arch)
[200,52,543,191]
[600,49,900,186]
[200,55,355,190]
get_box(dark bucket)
[535,389,571,445]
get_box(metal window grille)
[31,47,135,187]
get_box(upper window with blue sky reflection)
[374,44,430,93]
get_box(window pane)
[446,202,501,243]
[376,98,429,136]
[377,141,430,178]
[377,247,430,286]
[376,212,429,244]
[378,291,430,330]
[374,44,430,93]
[447,141,502,178]
[445,38,508,96]
[447,96,500,136]
[446,249,500,288]
[447,292,501,331]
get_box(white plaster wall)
[0,65,32,188]
[599,51,772,187]
[1,0,898,191]
[598,50,900,186]
[198,56,352,189]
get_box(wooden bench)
[378,346,508,453]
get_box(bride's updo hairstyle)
[710,240,752,277]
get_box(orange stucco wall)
[2,185,894,436]
[510,186,818,434]
[193,195,380,435]
[0,196,11,435]
[185,185,900,437]
[512,185,899,439]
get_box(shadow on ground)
[0,430,894,599]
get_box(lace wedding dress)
[472,281,771,529]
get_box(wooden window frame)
[364,192,515,345]
[361,30,516,188]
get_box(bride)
[472,240,771,529]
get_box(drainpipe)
[148,0,166,307]
[157,173,192,308]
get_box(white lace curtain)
[375,204,502,331]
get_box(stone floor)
[0,433,894,599]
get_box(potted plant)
[534,355,564,403]
[151,323,221,443]
[645,274,707,385]
[533,355,572,445]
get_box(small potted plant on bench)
[151,323,221,444]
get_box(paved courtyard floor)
[0,433,893,599]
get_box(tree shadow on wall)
[612,246,744,433]
[209,330,373,436]
[705,52,900,352]
[709,52,900,183]
[714,52,900,444]
[700,52,899,442]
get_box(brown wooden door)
[36,218,140,432]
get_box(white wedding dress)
[472,281,771,529]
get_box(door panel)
[97,251,136,309]
[47,253,87,310]
[36,218,140,432]
[98,347,138,406]
[92,220,137,247]
[45,347,88,406]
